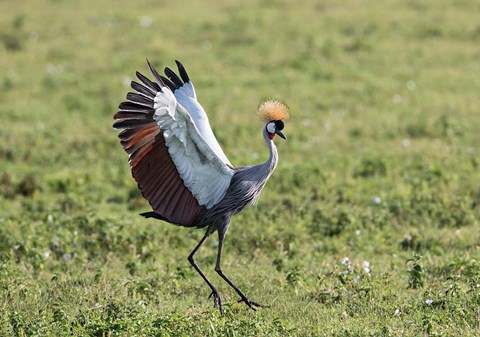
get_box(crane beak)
[275,129,287,140]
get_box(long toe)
[237,296,267,310]
[209,290,223,314]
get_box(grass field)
[1,0,480,335]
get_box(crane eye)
[266,122,276,134]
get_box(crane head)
[258,99,289,140]
[266,120,286,140]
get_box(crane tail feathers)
[140,211,166,220]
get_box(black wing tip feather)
[113,59,191,126]
[175,60,190,83]
[130,80,156,97]
[146,59,167,88]
[113,118,153,130]
[164,66,184,87]
[135,59,191,93]
[135,71,161,92]
[160,75,176,90]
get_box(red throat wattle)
[268,133,275,140]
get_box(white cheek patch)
[266,122,276,134]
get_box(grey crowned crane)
[113,60,289,313]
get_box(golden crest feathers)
[258,99,290,122]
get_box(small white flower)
[29,31,39,42]
[373,196,381,204]
[341,257,350,266]
[302,118,312,127]
[201,40,212,51]
[42,251,50,259]
[94,303,100,308]
[342,310,348,317]
[46,63,63,74]
[393,308,401,316]
[392,94,402,104]
[324,120,332,131]
[406,80,416,91]
[362,260,371,274]
[355,230,361,236]
[139,16,153,28]
[425,299,433,305]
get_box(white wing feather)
[153,88,234,208]
[172,82,232,166]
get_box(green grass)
[1,0,480,335]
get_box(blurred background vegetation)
[0,0,479,335]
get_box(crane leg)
[214,227,263,311]
[187,230,223,313]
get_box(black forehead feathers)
[274,120,284,130]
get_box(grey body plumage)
[193,128,279,232]
[115,60,288,313]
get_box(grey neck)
[262,127,278,175]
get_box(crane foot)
[208,289,223,314]
[237,296,267,311]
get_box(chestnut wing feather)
[131,132,202,226]
[114,74,203,227]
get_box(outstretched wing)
[114,61,234,226]
[159,60,232,166]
